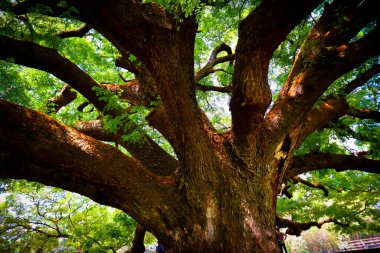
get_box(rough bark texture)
[0,0,379,252]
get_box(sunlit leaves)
[278,170,380,234]
[0,181,144,252]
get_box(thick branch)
[338,64,380,96]
[230,0,322,154]
[0,99,178,227]
[287,152,380,178]
[347,108,380,123]
[48,84,77,112]
[292,98,349,149]
[0,35,106,111]
[0,36,176,177]
[291,64,380,149]
[57,1,214,166]
[266,7,380,148]
[292,176,329,197]
[318,0,379,47]
[276,216,348,236]
[55,24,91,39]
[75,120,179,176]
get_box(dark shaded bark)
[130,224,146,253]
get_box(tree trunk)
[146,145,281,253]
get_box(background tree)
[0,0,379,252]
[0,180,152,252]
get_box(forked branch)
[266,1,380,147]
[231,0,322,152]
[195,43,234,83]
[292,65,380,149]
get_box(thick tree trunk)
[147,147,281,253]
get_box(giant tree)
[0,0,379,252]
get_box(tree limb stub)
[287,152,380,178]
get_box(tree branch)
[338,64,380,96]
[287,152,380,178]
[0,35,178,177]
[0,35,106,111]
[0,99,178,227]
[5,223,69,239]
[48,80,147,113]
[292,176,329,197]
[48,84,77,113]
[291,98,349,149]
[194,43,234,83]
[291,64,380,149]
[347,108,380,123]
[195,83,232,93]
[75,120,179,176]
[54,24,92,39]
[265,4,380,151]
[276,216,348,236]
